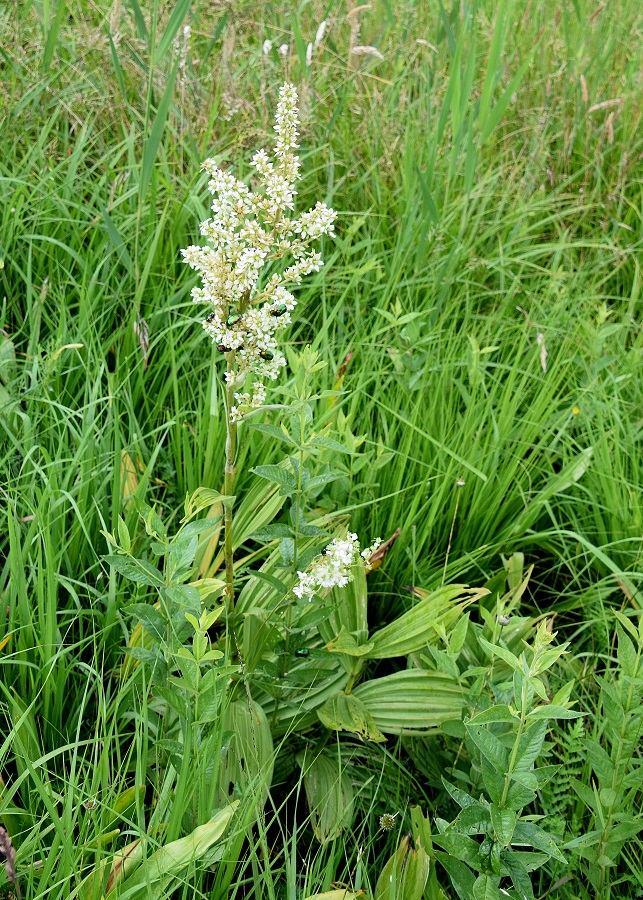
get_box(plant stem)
[224,375,237,616]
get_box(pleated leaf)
[297,750,355,843]
[354,670,465,734]
[218,701,273,808]
[317,690,386,742]
[365,585,487,659]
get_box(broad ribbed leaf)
[218,701,273,808]
[366,586,486,659]
[297,750,354,843]
[317,691,386,742]
[354,670,465,734]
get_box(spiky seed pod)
[379,812,398,832]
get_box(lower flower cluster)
[293,532,382,601]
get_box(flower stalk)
[182,84,337,614]
[223,367,237,614]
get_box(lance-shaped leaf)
[297,750,355,843]
[353,670,466,734]
[116,802,238,895]
[375,834,430,900]
[365,586,487,660]
[317,691,386,742]
[319,564,369,675]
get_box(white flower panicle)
[182,84,336,420]
[293,533,382,601]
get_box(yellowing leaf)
[317,691,386,742]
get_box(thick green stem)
[224,377,237,616]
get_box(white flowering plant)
[102,84,498,859]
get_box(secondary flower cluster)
[181,83,337,419]
[293,532,382,601]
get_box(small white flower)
[278,43,289,57]
[263,39,273,55]
[293,532,378,601]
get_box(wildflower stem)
[224,376,237,615]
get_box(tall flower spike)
[182,84,336,419]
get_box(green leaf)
[118,803,238,893]
[325,628,374,657]
[366,585,485,659]
[354,670,466,734]
[107,555,164,586]
[304,471,344,492]
[442,779,478,809]
[249,523,293,541]
[472,874,502,900]
[514,720,547,773]
[466,724,509,772]
[455,803,492,835]
[140,62,180,199]
[218,701,274,808]
[308,435,350,453]
[297,750,355,843]
[432,830,481,870]
[126,603,166,642]
[490,806,516,846]
[478,637,522,671]
[433,852,476,900]
[511,821,566,864]
[500,852,534,900]
[468,705,517,725]
[318,691,386,742]
[183,487,233,521]
[251,464,296,488]
[155,0,193,61]
[248,422,297,445]
[449,613,470,656]
[527,704,583,720]
[375,835,430,900]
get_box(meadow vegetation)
[0,1,641,898]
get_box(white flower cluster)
[182,83,336,419]
[293,532,382,601]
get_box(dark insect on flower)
[260,350,274,361]
[379,812,398,831]
[217,344,231,354]
[227,314,242,326]
[206,311,216,323]
[271,304,288,317]
[295,648,310,657]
